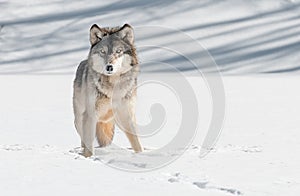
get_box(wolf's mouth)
[103,70,114,76]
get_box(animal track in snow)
[0,144,56,152]
[0,144,33,151]
[166,172,242,195]
[216,144,262,153]
[193,181,242,195]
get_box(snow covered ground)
[0,75,299,196]
[1,0,300,196]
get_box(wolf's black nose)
[106,65,113,72]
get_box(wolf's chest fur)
[92,70,137,123]
[92,68,138,99]
[95,96,113,123]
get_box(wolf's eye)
[100,49,105,54]
[116,49,122,54]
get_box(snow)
[1,75,300,196]
[1,0,300,196]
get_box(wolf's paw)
[80,148,93,158]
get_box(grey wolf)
[73,24,143,157]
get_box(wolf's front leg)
[114,98,143,153]
[81,111,97,157]
[124,130,143,152]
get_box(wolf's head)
[88,24,138,76]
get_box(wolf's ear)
[90,24,105,46]
[118,24,134,44]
